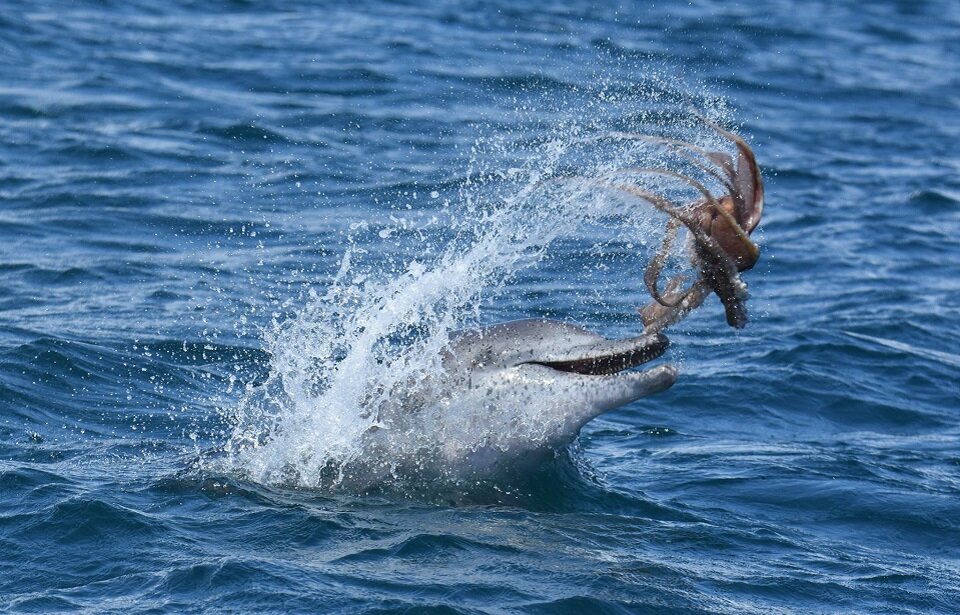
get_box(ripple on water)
[1,0,959,612]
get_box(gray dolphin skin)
[443,319,677,422]
[354,319,678,487]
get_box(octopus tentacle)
[643,217,684,308]
[602,167,726,309]
[690,110,765,233]
[602,132,737,195]
[604,133,759,272]
[537,113,764,331]
[640,279,711,333]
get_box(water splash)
[218,91,736,492]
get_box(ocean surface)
[2,1,959,613]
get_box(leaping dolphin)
[344,319,677,488]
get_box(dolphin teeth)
[525,334,669,376]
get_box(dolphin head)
[346,319,677,490]
[439,319,677,449]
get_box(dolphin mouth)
[524,333,670,376]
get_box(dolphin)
[344,319,677,489]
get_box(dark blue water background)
[2,1,959,612]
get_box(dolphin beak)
[523,333,670,376]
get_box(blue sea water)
[2,0,960,612]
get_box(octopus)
[601,115,765,332]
